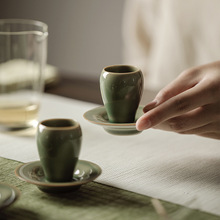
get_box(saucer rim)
[83,105,144,127]
[0,182,20,210]
[15,160,102,188]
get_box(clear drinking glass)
[0,19,48,130]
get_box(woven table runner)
[0,157,219,220]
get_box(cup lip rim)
[38,118,80,130]
[103,64,140,74]
[0,19,48,36]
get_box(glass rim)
[0,19,48,36]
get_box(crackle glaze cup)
[100,65,144,123]
[37,118,82,182]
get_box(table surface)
[45,74,103,104]
[0,73,219,220]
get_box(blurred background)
[2,0,220,93]
[0,0,125,81]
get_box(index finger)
[142,68,201,113]
[154,67,201,105]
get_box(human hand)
[136,61,220,140]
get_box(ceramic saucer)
[15,160,102,193]
[0,182,20,210]
[83,106,144,135]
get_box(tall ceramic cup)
[100,65,144,123]
[0,19,48,130]
[37,118,82,182]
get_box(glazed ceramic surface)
[37,118,82,182]
[83,106,144,135]
[15,160,102,193]
[100,65,143,123]
[0,182,20,209]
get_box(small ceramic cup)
[36,118,82,182]
[100,65,144,123]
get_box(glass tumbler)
[0,19,48,130]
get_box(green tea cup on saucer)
[100,65,144,123]
[37,118,82,182]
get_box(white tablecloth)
[1,94,220,216]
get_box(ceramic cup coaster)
[83,106,144,135]
[15,160,102,193]
[0,182,20,209]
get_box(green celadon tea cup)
[100,65,144,123]
[37,118,82,182]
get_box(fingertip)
[136,117,152,131]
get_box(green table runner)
[0,157,219,220]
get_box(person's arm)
[136,60,220,140]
